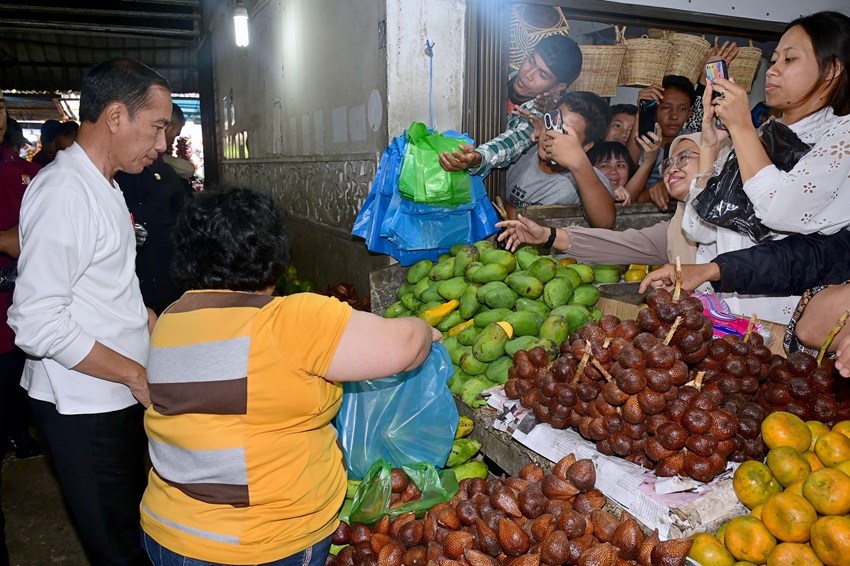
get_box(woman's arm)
[794,283,850,352]
[627,132,663,204]
[710,77,772,183]
[325,312,441,382]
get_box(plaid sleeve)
[470,102,538,177]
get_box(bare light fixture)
[233,2,249,47]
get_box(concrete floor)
[2,450,88,564]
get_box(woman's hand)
[495,215,548,251]
[613,186,631,205]
[711,77,752,136]
[701,82,730,149]
[639,262,721,294]
[699,41,740,85]
[836,333,850,378]
[513,107,546,142]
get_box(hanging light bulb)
[233,2,249,47]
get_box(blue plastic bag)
[336,343,458,479]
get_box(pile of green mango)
[383,240,604,409]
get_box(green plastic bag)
[348,459,459,524]
[398,122,472,208]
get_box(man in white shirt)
[8,58,172,565]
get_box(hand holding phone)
[543,109,563,164]
[706,60,729,129]
[638,99,658,140]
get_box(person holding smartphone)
[503,92,616,228]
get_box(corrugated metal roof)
[0,0,201,93]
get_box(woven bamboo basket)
[509,4,570,71]
[567,27,627,97]
[618,29,674,86]
[664,33,711,84]
[729,40,763,93]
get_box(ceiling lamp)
[233,2,249,47]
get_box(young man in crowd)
[626,74,696,210]
[603,103,637,145]
[505,91,615,228]
[31,119,60,166]
[439,35,583,177]
[8,58,171,565]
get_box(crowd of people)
[0,8,849,566]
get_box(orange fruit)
[750,504,764,519]
[724,515,778,563]
[766,542,824,565]
[834,460,850,477]
[688,532,736,566]
[762,412,812,452]
[767,446,812,486]
[831,420,850,440]
[804,450,826,471]
[815,431,850,467]
[624,269,646,282]
[802,468,850,516]
[785,480,805,498]
[732,562,758,566]
[810,515,850,566]
[761,492,818,543]
[715,520,730,545]
[559,258,577,266]
[734,460,783,509]
[807,421,831,450]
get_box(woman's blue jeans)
[141,530,333,566]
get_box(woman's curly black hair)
[171,186,291,291]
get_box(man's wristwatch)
[542,226,558,252]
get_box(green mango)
[443,336,459,353]
[436,310,465,332]
[556,265,583,288]
[449,243,466,256]
[464,261,484,280]
[396,282,416,301]
[514,297,551,318]
[429,258,455,281]
[451,460,489,481]
[460,350,489,375]
[569,284,601,307]
[593,265,622,284]
[481,250,517,273]
[419,281,444,303]
[457,324,483,346]
[458,283,482,320]
[438,253,452,263]
[448,343,470,366]
[476,281,506,303]
[413,277,431,300]
[512,269,527,277]
[566,263,595,284]
[504,311,544,337]
[527,257,559,284]
[437,277,468,301]
[453,245,480,278]
[472,323,510,363]
[473,239,497,257]
[415,300,443,315]
[459,378,491,409]
[485,356,514,385]
[539,314,570,345]
[469,263,509,284]
[520,337,559,360]
[543,277,574,309]
[448,368,475,395]
[446,438,482,467]
[505,272,544,299]
[589,306,604,322]
[383,301,409,318]
[550,305,591,334]
[515,246,540,270]
[399,293,420,312]
[473,308,513,328]
[407,259,433,284]
[480,284,518,310]
[505,335,537,358]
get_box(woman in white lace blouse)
[683,11,850,325]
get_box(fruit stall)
[330,239,850,566]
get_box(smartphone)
[544,109,563,133]
[638,99,657,139]
[705,60,729,99]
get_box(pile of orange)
[688,412,850,566]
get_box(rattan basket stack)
[509,4,570,71]
[729,40,763,93]
[664,33,711,84]
[567,27,627,97]
[618,28,673,86]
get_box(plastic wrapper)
[336,343,458,480]
[399,122,472,207]
[0,263,15,292]
[348,459,459,524]
[691,118,812,243]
